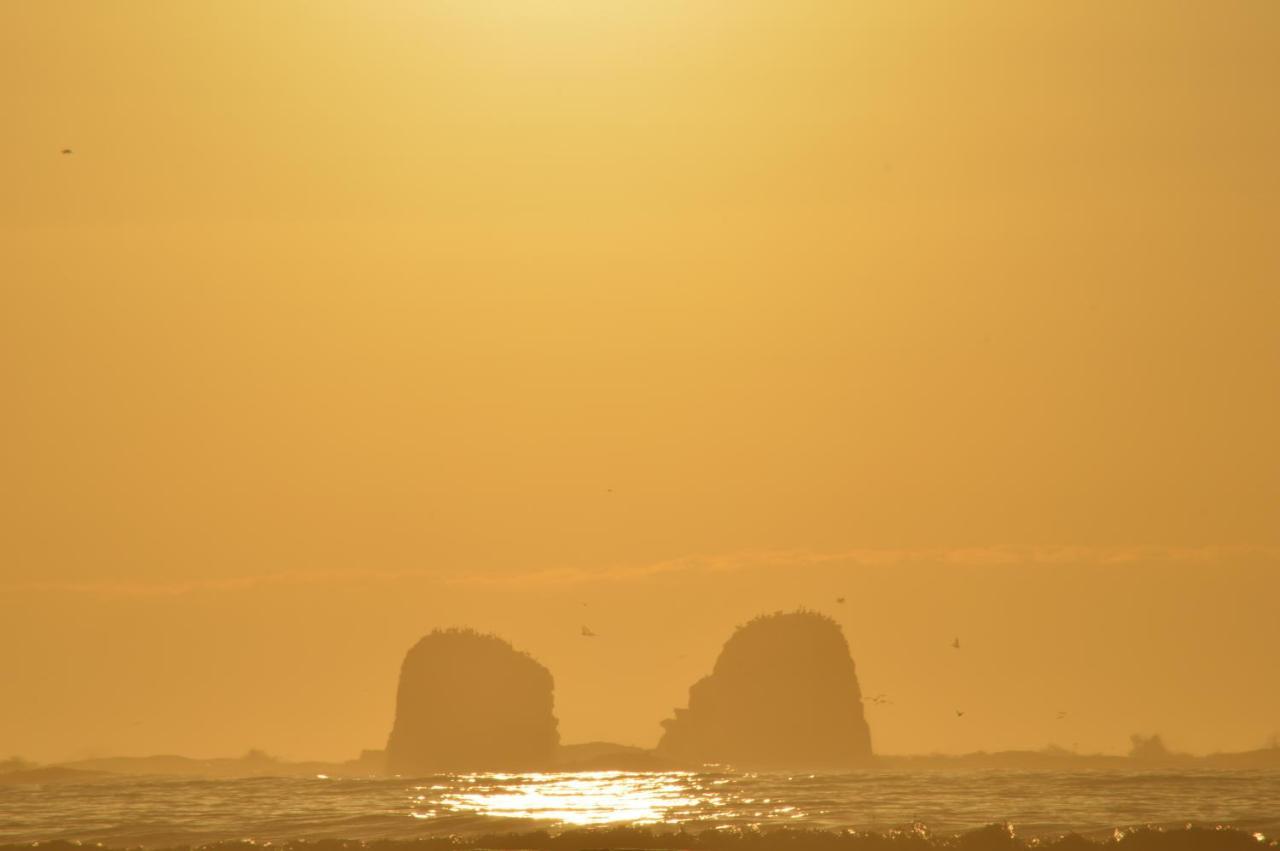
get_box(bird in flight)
[581,625,598,638]
[867,693,891,705]
[951,637,961,650]
[836,596,846,604]
[60,148,73,155]
[955,709,966,717]
[1056,711,1068,720]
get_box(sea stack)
[657,610,873,767]
[385,628,559,774]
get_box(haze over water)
[3,2,1279,848]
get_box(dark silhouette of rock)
[347,749,386,775]
[1129,733,1180,763]
[386,628,559,774]
[554,741,682,771]
[657,610,872,767]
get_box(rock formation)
[385,628,559,774]
[657,610,873,767]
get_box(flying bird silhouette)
[951,637,961,650]
[1056,711,1068,720]
[955,709,966,717]
[581,625,598,638]
[60,148,73,155]
[836,596,846,604]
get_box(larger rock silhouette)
[658,610,873,767]
[386,629,559,774]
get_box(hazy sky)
[2,2,1278,764]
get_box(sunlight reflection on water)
[414,771,715,825]
[4,769,1280,845]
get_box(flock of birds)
[578,599,1070,724]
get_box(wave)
[0,824,1275,851]
[3,770,1277,848]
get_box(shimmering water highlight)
[2,769,1278,847]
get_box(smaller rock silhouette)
[385,628,559,774]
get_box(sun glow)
[416,772,704,825]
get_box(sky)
[2,1,1278,764]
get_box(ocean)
[3,769,1279,848]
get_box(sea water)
[2,769,1279,847]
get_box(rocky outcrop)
[657,610,872,767]
[555,742,679,771]
[385,629,559,774]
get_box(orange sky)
[2,2,1278,764]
